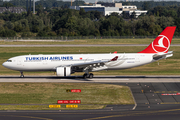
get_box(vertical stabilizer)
[138,26,176,53]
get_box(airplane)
[2,26,176,78]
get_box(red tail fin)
[138,26,176,53]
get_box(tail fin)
[138,26,176,53]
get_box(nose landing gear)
[20,71,24,78]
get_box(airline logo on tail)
[152,35,170,53]
[138,26,176,53]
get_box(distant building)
[122,5,137,11]
[70,4,122,16]
[70,3,147,17]
[122,5,147,17]
[0,7,26,14]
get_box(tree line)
[4,0,180,10]
[0,4,179,37]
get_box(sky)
[3,0,180,2]
[69,0,180,3]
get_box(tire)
[83,74,88,79]
[20,75,24,78]
[89,73,94,79]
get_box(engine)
[56,67,72,76]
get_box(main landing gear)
[20,71,24,78]
[83,73,94,79]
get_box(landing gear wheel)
[83,73,88,79]
[20,75,24,78]
[89,73,94,79]
[20,72,24,78]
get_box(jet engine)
[56,67,71,76]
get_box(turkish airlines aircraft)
[2,26,176,78]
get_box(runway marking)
[161,102,180,104]
[0,115,52,120]
[130,88,137,110]
[58,79,130,81]
[2,109,180,120]
[154,91,180,93]
[91,79,129,81]
[84,108,180,120]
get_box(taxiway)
[0,75,180,83]
[1,76,180,120]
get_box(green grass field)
[0,38,180,45]
[0,46,180,75]
[0,83,134,110]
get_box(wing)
[153,51,173,60]
[63,56,118,72]
[72,56,118,67]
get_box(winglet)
[110,56,118,61]
[138,26,176,53]
[113,51,117,54]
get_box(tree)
[157,16,174,29]
[21,32,32,37]
[122,11,130,19]
[14,24,23,32]
[32,25,40,33]
[4,21,14,30]
[43,26,51,32]
[94,11,101,20]
[53,15,68,31]
[65,16,78,35]
[142,2,150,10]
[79,8,86,16]
[131,20,137,35]
[110,12,119,17]
[37,30,46,36]
[2,2,14,7]
[0,20,5,28]
[0,29,16,37]
[177,7,180,17]
[37,4,43,16]
[130,12,136,19]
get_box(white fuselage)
[2,53,155,72]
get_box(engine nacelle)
[56,67,71,76]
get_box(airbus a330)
[2,26,176,78]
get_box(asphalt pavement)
[0,76,180,120]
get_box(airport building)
[70,3,147,17]
[0,7,26,14]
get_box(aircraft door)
[17,58,22,65]
[135,55,140,62]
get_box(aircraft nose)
[2,62,9,68]
[2,62,12,69]
[2,62,7,67]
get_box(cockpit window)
[6,60,12,62]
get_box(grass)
[0,46,180,75]
[0,83,134,110]
[0,105,105,110]
[0,38,180,45]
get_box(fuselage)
[2,53,155,72]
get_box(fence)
[1,36,180,41]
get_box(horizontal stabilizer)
[153,51,173,60]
